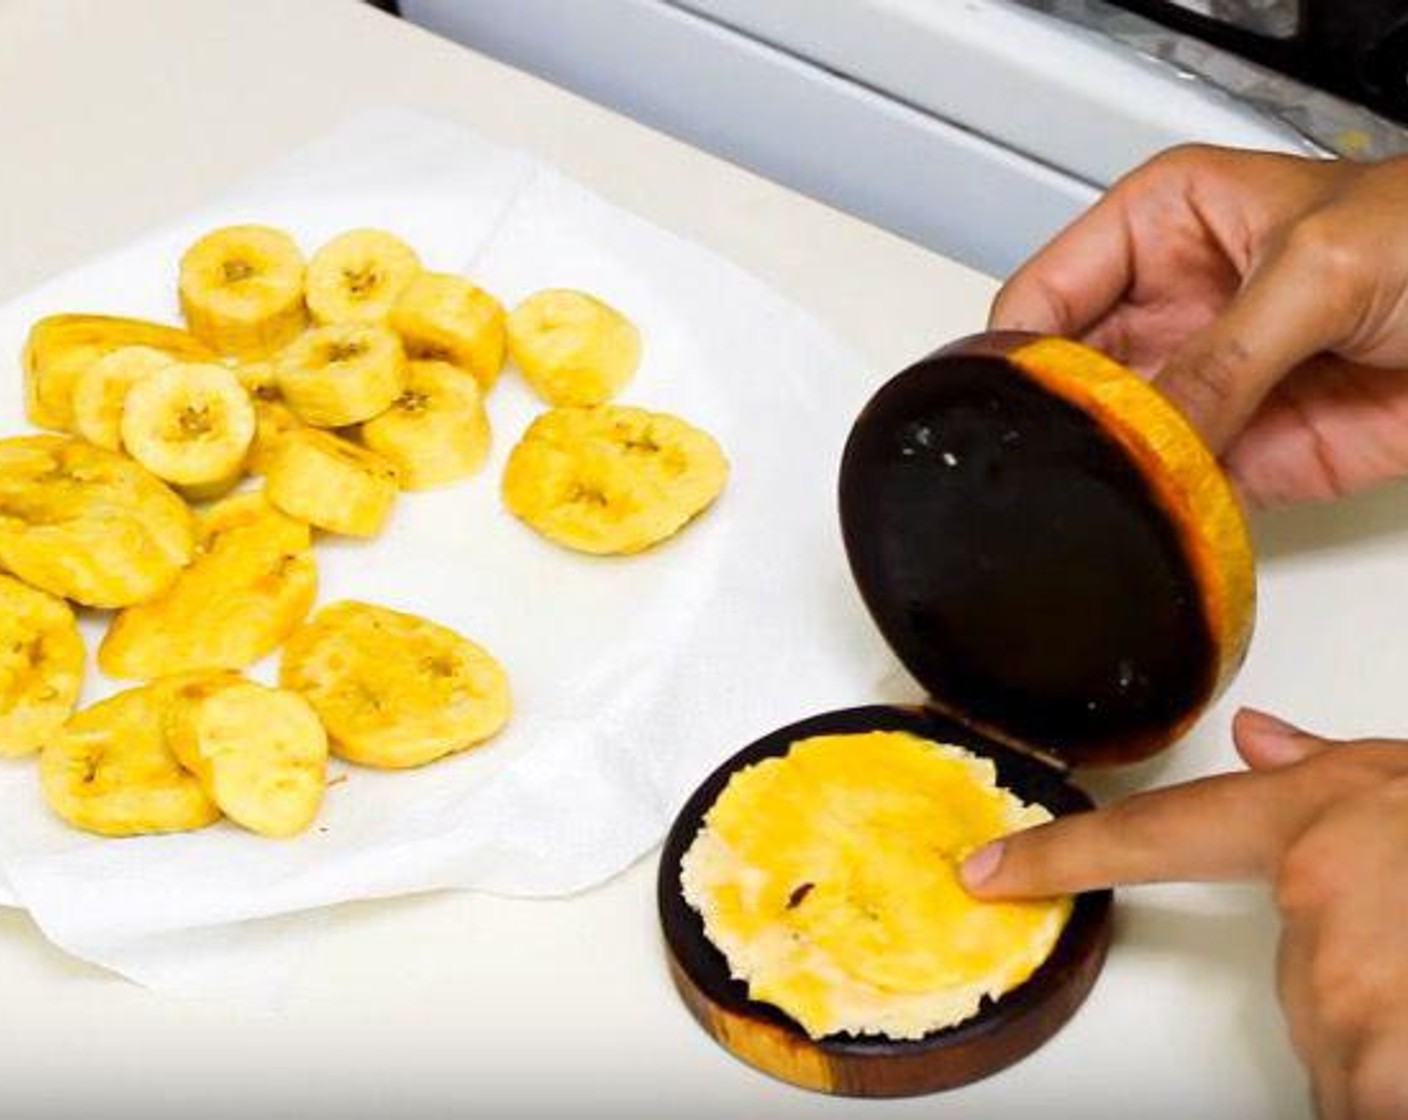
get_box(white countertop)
[0,1,1338,1117]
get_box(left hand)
[961,708,1408,1120]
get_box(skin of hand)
[989,147,1408,506]
[961,708,1408,1120]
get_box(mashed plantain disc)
[680,731,1071,1041]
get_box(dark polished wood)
[839,331,1255,768]
[659,705,1113,1098]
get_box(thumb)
[1154,237,1353,453]
[1233,706,1334,770]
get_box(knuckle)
[1150,142,1220,175]
[1281,213,1370,295]
[1168,338,1251,414]
[1274,833,1339,914]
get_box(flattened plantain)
[502,404,727,555]
[99,490,316,679]
[41,684,221,837]
[0,436,194,608]
[0,574,84,757]
[280,600,510,769]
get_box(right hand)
[989,147,1408,507]
[962,709,1408,1120]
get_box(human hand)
[990,147,1408,506]
[961,709,1408,1119]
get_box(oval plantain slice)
[390,271,506,391]
[501,404,729,555]
[40,683,221,837]
[71,345,179,451]
[275,322,407,428]
[120,362,257,489]
[265,428,398,537]
[358,360,490,490]
[280,600,510,769]
[0,574,84,758]
[0,436,194,608]
[99,490,317,679]
[507,288,641,407]
[164,674,327,838]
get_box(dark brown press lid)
[838,331,1256,768]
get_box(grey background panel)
[403,0,1099,275]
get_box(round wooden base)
[658,705,1113,1098]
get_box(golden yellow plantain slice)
[40,684,221,837]
[23,313,214,432]
[501,404,728,555]
[0,436,194,607]
[390,271,505,391]
[164,674,327,838]
[280,600,510,769]
[99,490,317,679]
[120,362,257,489]
[0,574,84,758]
[359,360,490,490]
[265,428,398,537]
[71,345,179,451]
[306,229,422,326]
[507,289,640,406]
[179,225,307,358]
[275,322,407,427]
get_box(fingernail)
[961,841,1004,889]
[1237,707,1306,739]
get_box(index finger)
[961,769,1294,899]
[988,189,1134,336]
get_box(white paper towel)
[0,108,908,993]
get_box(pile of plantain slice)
[2,225,728,840]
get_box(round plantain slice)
[306,229,422,326]
[22,313,215,433]
[99,490,317,679]
[275,322,407,427]
[507,288,641,406]
[390,271,506,391]
[71,345,179,451]
[0,436,194,608]
[265,428,398,537]
[280,600,511,769]
[120,362,257,488]
[0,574,84,758]
[164,674,327,839]
[40,683,221,837]
[359,360,490,490]
[502,404,729,555]
[178,225,307,358]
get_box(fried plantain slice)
[280,600,510,769]
[0,574,84,758]
[40,683,221,837]
[99,490,316,679]
[164,674,327,838]
[501,404,727,555]
[0,436,194,608]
